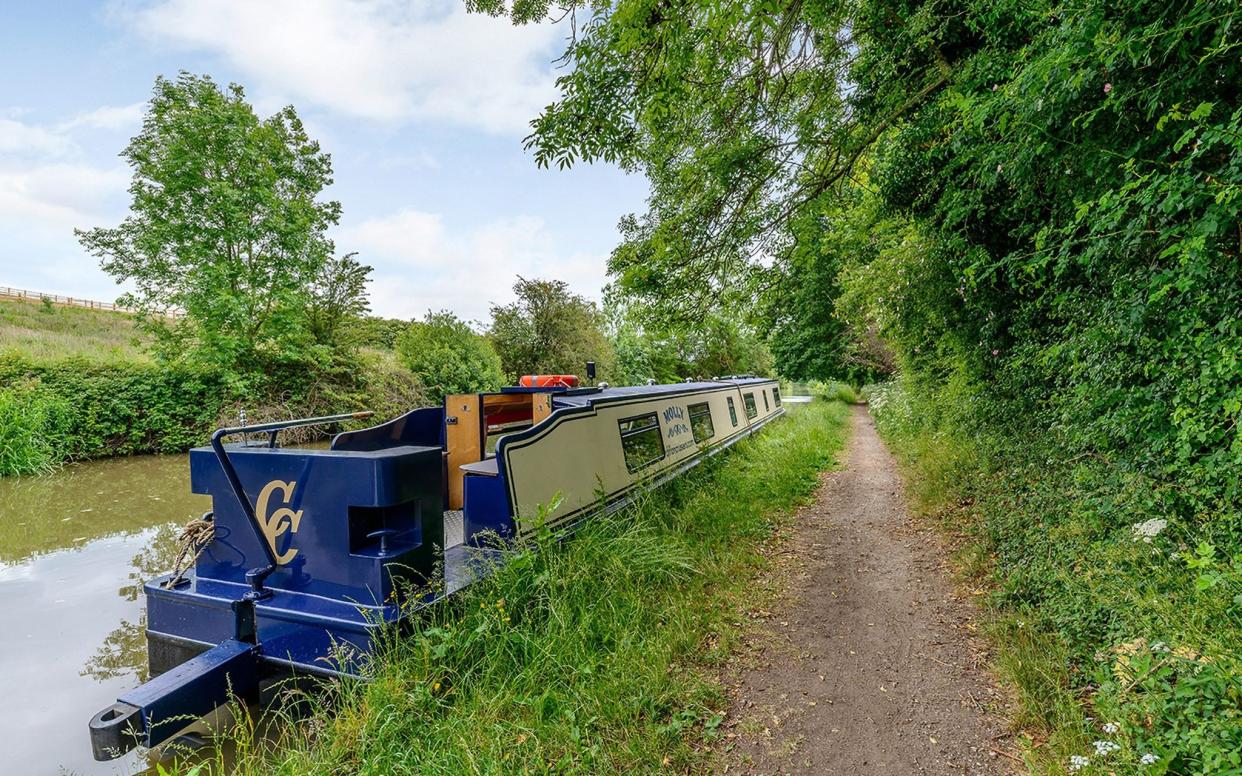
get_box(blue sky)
[0,0,648,321]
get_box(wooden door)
[445,393,481,510]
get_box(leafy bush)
[0,352,234,462]
[811,380,859,404]
[1092,642,1242,775]
[0,349,426,474]
[396,311,503,403]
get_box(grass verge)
[180,400,849,775]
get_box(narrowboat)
[88,376,785,759]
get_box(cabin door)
[445,393,482,510]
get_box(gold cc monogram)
[255,479,304,565]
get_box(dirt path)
[723,405,1009,775]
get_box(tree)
[76,72,342,374]
[765,184,896,384]
[354,317,410,350]
[606,288,773,383]
[489,277,615,382]
[306,252,373,353]
[396,311,503,403]
[477,0,896,321]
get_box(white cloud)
[127,0,563,133]
[0,118,74,157]
[0,163,129,231]
[343,208,608,321]
[0,106,134,295]
[347,209,447,269]
[0,111,132,238]
[56,102,145,133]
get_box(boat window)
[743,392,758,419]
[727,397,738,426]
[763,390,770,411]
[773,386,782,406]
[688,402,715,444]
[618,413,665,473]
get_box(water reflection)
[0,455,208,564]
[83,524,181,685]
[0,455,208,775]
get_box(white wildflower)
[1102,722,1119,734]
[1069,754,1090,772]
[1094,740,1121,756]
[1140,752,1159,765]
[1131,518,1167,543]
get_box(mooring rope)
[162,512,215,589]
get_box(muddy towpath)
[723,405,1011,775]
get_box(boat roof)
[552,377,775,408]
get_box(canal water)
[0,454,209,775]
[784,381,815,402]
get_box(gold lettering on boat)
[255,479,303,565]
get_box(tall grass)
[0,384,70,476]
[177,401,850,775]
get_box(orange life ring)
[519,374,580,388]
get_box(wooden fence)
[0,285,135,312]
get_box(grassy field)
[176,400,850,775]
[0,296,150,363]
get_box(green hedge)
[0,350,425,477]
[0,352,234,475]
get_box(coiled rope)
[163,512,215,589]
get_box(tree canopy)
[489,277,616,382]
[396,311,504,403]
[484,0,1241,491]
[77,72,356,375]
[607,290,773,384]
